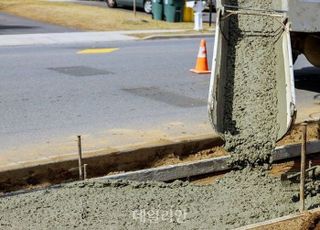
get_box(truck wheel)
[106,0,117,8]
[303,35,320,67]
[144,0,152,14]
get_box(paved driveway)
[0,13,77,35]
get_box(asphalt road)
[0,37,319,166]
[0,38,213,164]
[0,13,77,35]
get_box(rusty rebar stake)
[300,123,307,212]
[78,135,83,180]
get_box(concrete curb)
[272,140,320,161]
[142,32,215,40]
[0,29,215,47]
[100,156,230,181]
[98,140,320,182]
[0,32,136,47]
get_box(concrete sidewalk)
[0,29,190,46]
[0,29,216,46]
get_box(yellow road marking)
[78,48,119,54]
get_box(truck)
[208,0,320,141]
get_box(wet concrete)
[223,0,280,166]
[1,168,317,230]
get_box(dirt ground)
[277,122,320,146]
[155,121,319,173]
[253,211,320,230]
[189,121,320,185]
[149,146,227,168]
[301,212,320,230]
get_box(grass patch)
[0,0,197,31]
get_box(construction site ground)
[2,144,320,229]
[0,71,319,228]
[0,4,318,177]
[0,6,319,228]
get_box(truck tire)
[303,35,320,67]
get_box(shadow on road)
[0,25,38,30]
[294,67,320,93]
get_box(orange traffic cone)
[190,39,211,74]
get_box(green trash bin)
[164,0,184,22]
[152,0,163,21]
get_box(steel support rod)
[300,123,307,212]
[78,135,83,180]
